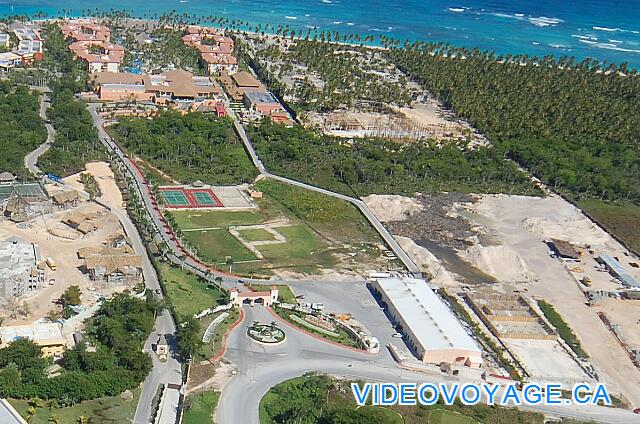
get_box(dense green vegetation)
[388,45,640,204]
[260,375,548,424]
[182,390,219,424]
[0,82,47,176]
[250,121,537,197]
[537,300,588,359]
[579,200,640,254]
[10,388,140,424]
[37,76,107,176]
[246,39,411,113]
[0,293,158,404]
[110,111,257,185]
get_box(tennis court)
[161,189,190,207]
[160,186,224,209]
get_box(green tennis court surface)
[193,191,217,205]
[161,190,190,206]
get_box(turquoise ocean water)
[1,0,640,68]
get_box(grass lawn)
[579,199,640,254]
[428,409,479,424]
[182,390,220,424]
[172,210,263,230]
[182,228,258,264]
[248,284,297,304]
[359,405,405,423]
[171,180,384,277]
[259,225,338,272]
[10,388,141,424]
[158,262,227,317]
[237,227,277,242]
[196,308,240,360]
[273,307,363,349]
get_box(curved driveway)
[25,91,55,175]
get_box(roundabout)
[247,321,286,345]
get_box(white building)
[0,33,9,48]
[0,236,43,301]
[370,277,482,368]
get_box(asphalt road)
[24,92,55,175]
[217,307,640,424]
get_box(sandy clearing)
[460,244,532,283]
[464,193,640,405]
[395,236,459,286]
[0,202,125,325]
[362,194,423,222]
[63,161,124,211]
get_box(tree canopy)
[110,111,257,185]
[250,120,537,197]
[387,44,640,202]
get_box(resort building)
[90,70,222,103]
[219,70,266,102]
[82,244,142,285]
[12,27,43,64]
[0,323,67,357]
[598,255,640,288]
[244,91,284,115]
[0,52,22,70]
[69,40,124,73]
[0,182,51,222]
[182,26,238,75]
[0,236,43,302]
[0,399,28,424]
[61,20,111,42]
[230,286,279,307]
[0,33,9,48]
[369,277,483,368]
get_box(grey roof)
[158,334,168,345]
[0,399,28,424]
[0,172,15,181]
[244,90,280,105]
[373,277,480,353]
[599,255,640,288]
[0,183,48,203]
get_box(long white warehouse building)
[371,277,482,368]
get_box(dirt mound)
[396,236,459,286]
[363,194,423,223]
[522,216,611,246]
[461,244,532,283]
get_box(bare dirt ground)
[462,194,640,405]
[596,298,640,351]
[0,202,128,325]
[64,161,124,211]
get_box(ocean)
[1,0,640,68]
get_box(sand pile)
[461,245,532,283]
[522,216,611,246]
[363,195,423,222]
[396,236,459,286]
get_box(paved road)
[96,201,183,424]
[24,92,55,175]
[217,306,640,424]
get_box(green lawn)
[171,180,384,277]
[579,199,640,254]
[359,406,405,423]
[428,409,479,424]
[196,308,240,360]
[10,388,140,424]
[158,262,228,317]
[237,228,277,242]
[182,390,220,424]
[182,229,258,264]
[172,210,263,230]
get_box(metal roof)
[0,399,27,424]
[599,255,640,288]
[373,277,480,353]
